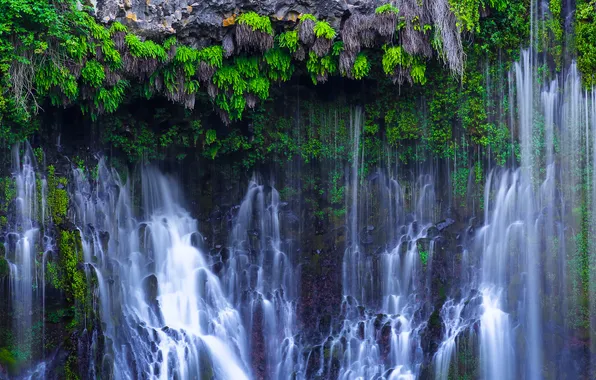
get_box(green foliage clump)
[81,60,105,88]
[419,248,428,266]
[382,45,411,74]
[0,256,8,278]
[198,45,224,67]
[58,230,86,304]
[125,34,167,61]
[277,31,299,53]
[299,14,317,23]
[385,107,420,144]
[448,0,507,32]
[313,21,336,39]
[45,259,62,290]
[0,348,17,375]
[47,165,68,225]
[237,12,273,35]
[375,4,399,14]
[264,47,294,81]
[306,51,338,84]
[352,53,370,80]
[452,167,470,199]
[0,177,16,213]
[576,0,596,87]
[108,21,127,35]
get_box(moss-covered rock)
[58,230,85,304]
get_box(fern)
[163,36,178,50]
[174,45,199,77]
[197,46,224,67]
[277,31,299,53]
[264,47,294,81]
[300,13,317,23]
[306,51,337,84]
[125,34,167,61]
[235,56,260,79]
[332,41,344,56]
[95,80,129,113]
[248,77,270,100]
[108,21,127,35]
[410,59,427,84]
[81,60,105,87]
[237,12,273,35]
[101,40,122,69]
[352,53,370,80]
[375,4,400,14]
[213,66,245,95]
[382,45,413,74]
[313,21,336,39]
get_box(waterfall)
[224,180,302,379]
[4,145,50,368]
[70,161,250,379]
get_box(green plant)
[313,21,336,39]
[81,60,105,88]
[299,13,317,23]
[576,0,596,87]
[418,244,429,266]
[47,165,69,225]
[277,31,299,53]
[375,3,400,14]
[59,230,86,304]
[237,12,273,35]
[352,53,370,80]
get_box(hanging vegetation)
[0,0,535,133]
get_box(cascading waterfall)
[224,180,301,379]
[4,27,596,380]
[4,145,49,367]
[327,107,440,379]
[466,52,596,380]
[70,161,250,379]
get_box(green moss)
[58,230,86,304]
[0,177,16,213]
[0,348,17,375]
[47,165,69,225]
[64,353,80,380]
[45,259,62,290]
[0,256,8,278]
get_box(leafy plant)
[277,31,299,53]
[313,21,336,39]
[375,4,400,14]
[237,12,273,35]
[352,53,370,80]
[81,60,105,88]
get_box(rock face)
[93,0,382,45]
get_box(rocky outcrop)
[93,0,382,45]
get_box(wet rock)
[436,218,455,231]
[379,322,392,360]
[420,308,442,356]
[94,0,378,46]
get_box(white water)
[224,180,302,379]
[70,162,250,379]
